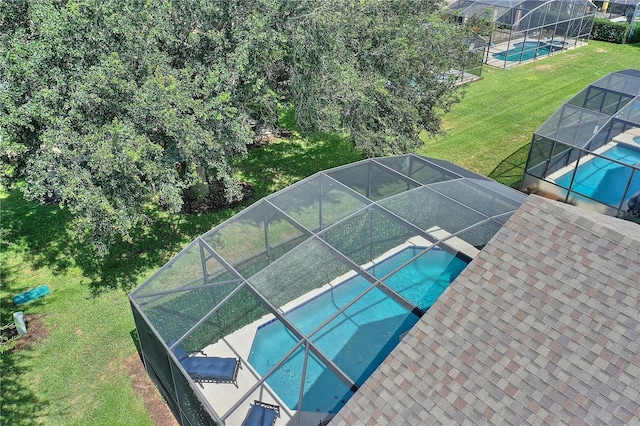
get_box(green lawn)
[1,40,638,425]
[419,40,640,186]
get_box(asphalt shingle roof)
[331,195,640,425]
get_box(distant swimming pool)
[248,247,468,414]
[493,41,551,62]
[555,144,640,206]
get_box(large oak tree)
[1,0,472,254]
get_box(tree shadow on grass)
[1,189,78,329]
[241,130,362,200]
[0,190,75,276]
[69,206,247,296]
[0,346,48,426]
[0,187,239,297]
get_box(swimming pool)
[555,144,640,206]
[248,247,468,414]
[493,41,551,62]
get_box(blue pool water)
[493,41,551,62]
[248,247,468,414]
[555,145,640,206]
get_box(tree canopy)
[1,0,472,254]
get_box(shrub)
[591,18,629,43]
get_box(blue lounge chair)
[242,400,280,426]
[171,342,241,387]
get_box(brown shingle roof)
[332,195,640,425]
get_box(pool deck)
[547,141,617,182]
[612,127,640,147]
[191,231,479,425]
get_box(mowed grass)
[419,40,640,185]
[1,40,638,425]
[1,189,154,425]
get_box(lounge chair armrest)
[254,400,280,417]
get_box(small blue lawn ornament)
[13,285,50,306]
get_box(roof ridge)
[526,195,640,254]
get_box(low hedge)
[590,18,630,44]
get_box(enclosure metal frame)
[130,154,528,425]
[521,69,640,220]
[447,0,597,68]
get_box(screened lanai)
[130,154,527,426]
[521,69,640,220]
[594,0,640,24]
[446,0,596,68]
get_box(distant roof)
[603,0,640,5]
[332,195,640,425]
[446,0,597,27]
